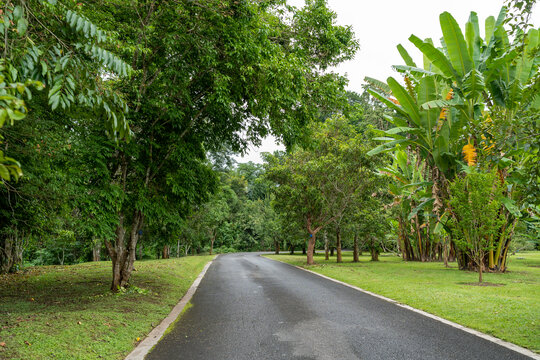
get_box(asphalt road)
[147,253,532,360]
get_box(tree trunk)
[177,238,181,257]
[324,231,329,260]
[209,234,215,255]
[274,240,280,255]
[289,242,295,254]
[306,234,316,265]
[371,247,379,261]
[0,231,24,274]
[59,249,65,266]
[162,245,170,259]
[478,260,483,283]
[302,242,306,255]
[330,246,334,256]
[105,211,143,292]
[92,241,101,261]
[336,226,342,263]
[353,233,359,262]
[443,237,449,268]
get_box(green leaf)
[417,76,437,131]
[465,12,481,65]
[367,139,409,156]
[0,109,7,127]
[485,16,495,44]
[397,44,417,67]
[13,6,23,19]
[0,164,10,181]
[409,35,457,80]
[17,18,28,36]
[392,65,450,83]
[440,12,472,77]
[500,197,521,218]
[433,210,448,234]
[387,77,421,126]
[462,69,485,100]
[408,198,434,220]
[364,76,391,95]
[385,127,419,135]
[367,88,408,118]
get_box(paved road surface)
[147,253,532,360]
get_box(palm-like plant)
[366,8,539,271]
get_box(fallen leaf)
[0,342,5,347]
[77,321,82,325]
[30,298,34,301]
[24,341,31,346]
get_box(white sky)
[234,0,539,164]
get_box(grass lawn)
[0,255,214,360]
[265,251,540,353]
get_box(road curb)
[263,255,540,360]
[125,256,217,360]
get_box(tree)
[70,0,357,290]
[449,171,505,282]
[266,117,379,265]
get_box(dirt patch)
[459,282,505,287]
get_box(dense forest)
[1,0,539,289]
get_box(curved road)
[147,253,533,360]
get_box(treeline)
[260,4,540,284]
[0,0,359,290]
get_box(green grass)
[0,256,214,360]
[265,251,540,353]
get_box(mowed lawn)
[0,256,214,360]
[266,251,540,353]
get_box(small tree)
[448,171,504,282]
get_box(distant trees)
[266,118,384,265]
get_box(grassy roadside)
[265,251,540,353]
[0,255,214,360]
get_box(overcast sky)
[233,0,539,164]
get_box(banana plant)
[380,150,444,261]
[366,8,539,270]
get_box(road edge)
[125,255,217,360]
[262,255,540,360]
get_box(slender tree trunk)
[478,258,483,283]
[336,226,342,263]
[162,245,170,259]
[137,242,143,260]
[59,249,65,266]
[289,242,295,254]
[353,233,359,262]
[93,240,101,261]
[306,234,316,265]
[177,238,181,257]
[302,241,306,255]
[209,234,215,255]
[324,231,329,260]
[371,247,379,261]
[330,246,334,256]
[274,240,280,255]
